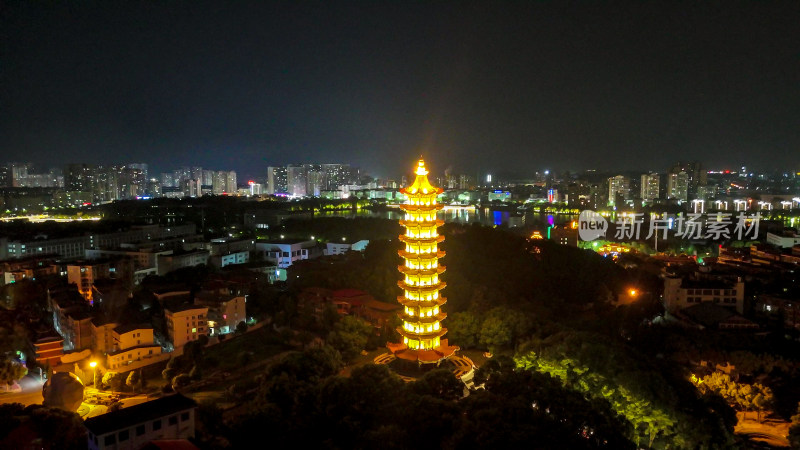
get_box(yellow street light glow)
[629,289,638,296]
[89,361,97,368]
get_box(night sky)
[2,1,799,178]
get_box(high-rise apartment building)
[669,161,706,197]
[607,175,630,207]
[266,166,288,194]
[287,165,307,197]
[640,173,660,204]
[667,171,689,202]
[322,164,350,191]
[64,164,97,192]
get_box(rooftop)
[680,278,740,290]
[256,238,315,245]
[113,323,153,335]
[84,394,196,436]
[108,343,161,356]
[166,303,208,314]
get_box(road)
[0,375,43,406]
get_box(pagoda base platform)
[373,351,475,382]
[386,339,458,364]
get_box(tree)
[189,365,202,381]
[479,316,512,352]
[447,312,481,349]
[0,404,88,450]
[236,321,248,334]
[102,372,123,392]
[172,373,191,390]
[162,367,177,382]
[0,359,27,388]
[411,368,463,401]
[126,371,141,394]
[753,386,774,423]
[327,315,372,361]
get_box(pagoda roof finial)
[416,159,428,176]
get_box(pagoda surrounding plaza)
[387,159,458,364]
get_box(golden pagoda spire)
[387,159,458,364]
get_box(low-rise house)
[85,394,197,450]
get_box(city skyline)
[3,2,800,178]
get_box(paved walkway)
[735,412,789,448]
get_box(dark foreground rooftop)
[84,394,196,436]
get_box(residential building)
[324,239,369,256]
[85,394,197,450]
[255,239,321,268]
[607,175,629,207]
[266,166,288,194]
[209,251,250,268]
[92,319,118,354]
[664,276,745,314]
[165,305,208,349]
[156,250,210,275]
[640,173,660,204]
[67,261,111,303]
[107,324,161,371]
[766,231,800,249]
[194,291,246,335]
[244,210,312,230]
[667,171,689,202]
[0,223,196,260]
[287,165,307,197]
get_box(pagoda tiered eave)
[397,280,447,293]
[397,296,447,307]
[398,312,448,324]
[399,186,443,196]
[397,250,446,259]
[399,203,444,213]
[398,235,445,245]
[397,265,446,276]
[396,326,448,340]
[399,219,444,228]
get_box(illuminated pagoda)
[387,159,458,364]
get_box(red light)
[248,180,254,185]
[725,170,730,174]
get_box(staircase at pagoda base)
[386,339,459,364]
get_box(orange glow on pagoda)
[387,159,458,364]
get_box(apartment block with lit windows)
[67,261,110,303]
[165,305,208,348]
[107,324,162,371]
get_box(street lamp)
[89,361,98,386]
